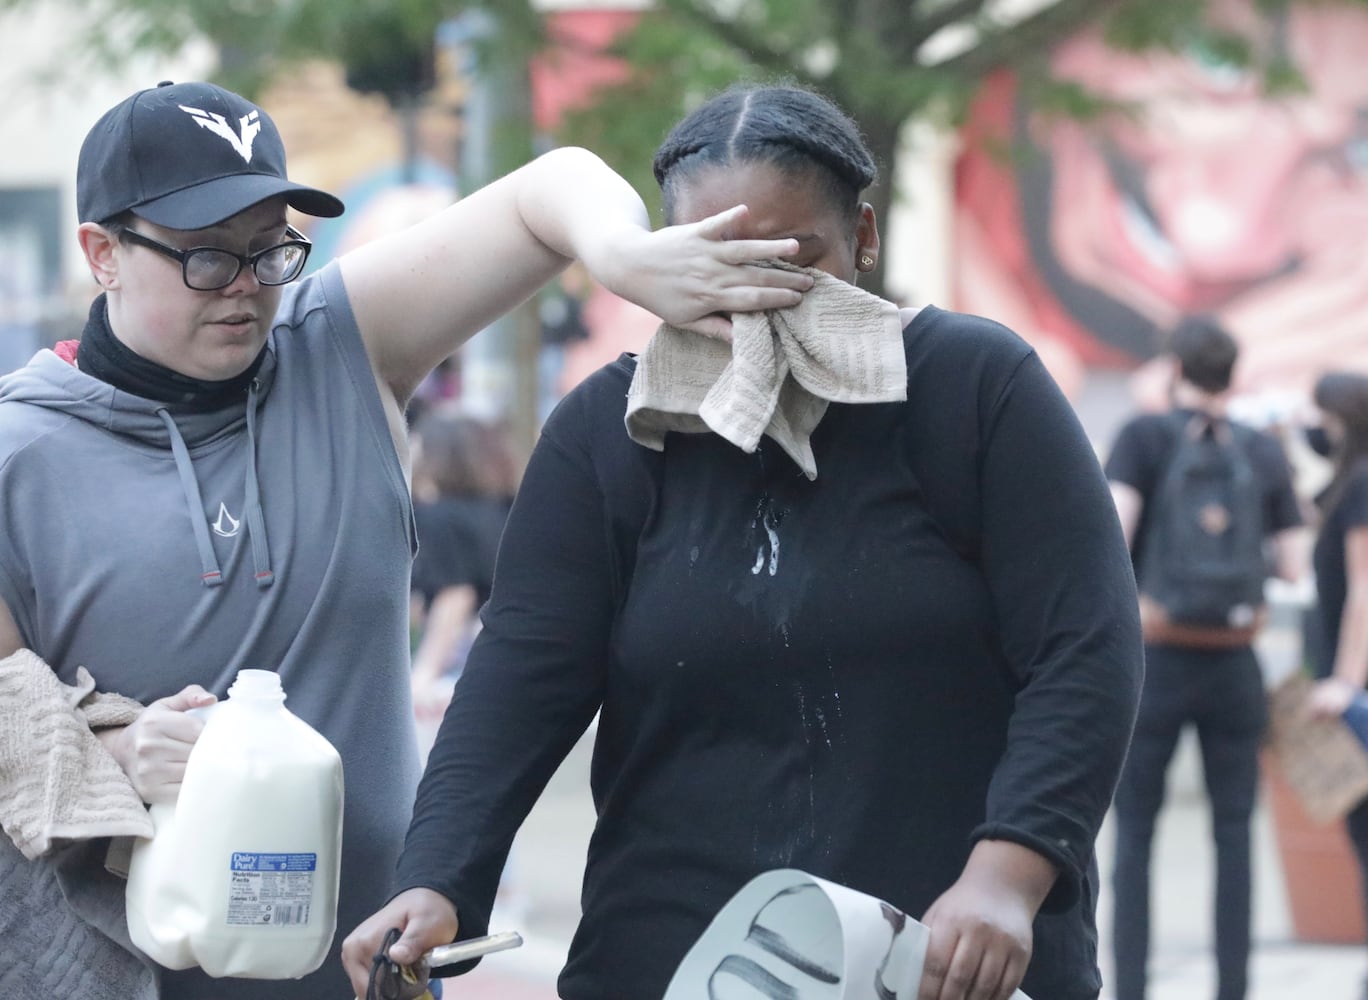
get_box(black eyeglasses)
[120,224,312,291]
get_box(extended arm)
[1270,525,1312,584]
[339,147,813,409]
[1109,481,1142,553]
[977,351,1142,891]
[343,388,618,995]
[1264,434,1310,586]
[1333,526,1368,688]
[919,346,1143,1000]
[410,584,479,717]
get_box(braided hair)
[653,84,877,227]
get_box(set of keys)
[360,930,524,1000]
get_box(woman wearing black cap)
[0,79,812,1000]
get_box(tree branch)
[662,0,819,84]
[905,0,993,51]
[933,0,1130,80]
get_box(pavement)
[428,618,1368,1000]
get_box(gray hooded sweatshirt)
[0,263,421,1000]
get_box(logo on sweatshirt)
[179,105,261,163]
[212,502,241,538]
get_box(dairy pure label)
[227,852,317,926]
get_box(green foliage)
[7,0,1353,272]
[1103,0,1210,51]
[554,11,760,224]
[332,5,443,101]
[1019,74,1126,123]
[1261,54,1309,96]
[1099,0,1319,101]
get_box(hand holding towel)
[0,648,151,860]
[625,264,906,479]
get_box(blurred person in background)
[409,407,520,728]
[0,78,813,1000]
[408,406,527,930]
[1103,315,1304,1000]
[344,81,1143,1000]
[406,352,462,429]
[1304,372,1368,999]
[538,260,592,422]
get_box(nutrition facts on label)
[226,852,316,926]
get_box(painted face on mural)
[960,0,1368,397]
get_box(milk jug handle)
[185,703,219,723]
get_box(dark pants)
[1309,602,1368,961]
[1346,798,1368,951]
[1111,643,1267,1000]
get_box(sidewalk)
[1093,734,1366,1000]
[436,728,1368,1000]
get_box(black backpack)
[1137,413,1266,631]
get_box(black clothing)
[1105,407,1301,1000]
[75,294,265,410]
[1309,462,1368,941]
[539,289,590,346]
[1311,462,1368,675]
[1346,799,1368,952]
[411,496,511,610]
[398,307,1144,1000]
[1111,644,1266,1000]
[1106,410,1303,577]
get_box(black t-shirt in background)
[410,495,511,610]
[1312,462,1368,677]
[1104,410,1303,576]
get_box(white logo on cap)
[178,105,261,164]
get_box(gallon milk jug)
[125,668,344,979]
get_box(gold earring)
[860,254,875,269]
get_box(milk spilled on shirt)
[125,669,344,979]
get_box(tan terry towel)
[625,265,906,479]
[0,649,151,860]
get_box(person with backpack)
[1104,315,1306,1000]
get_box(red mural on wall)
[953,0,1368,404]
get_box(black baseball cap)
[77,80,345,229]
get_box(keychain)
[364,928,524,1000]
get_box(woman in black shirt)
[344,83,1143,1000]
[1305,372,1368,986]
[408,409,519,717]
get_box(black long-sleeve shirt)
[396,306,1143,1000]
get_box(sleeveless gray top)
[0,263,421,1000]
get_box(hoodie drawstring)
[243,379,274,588]
[156,388,274,590]
[158,408,224,588]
